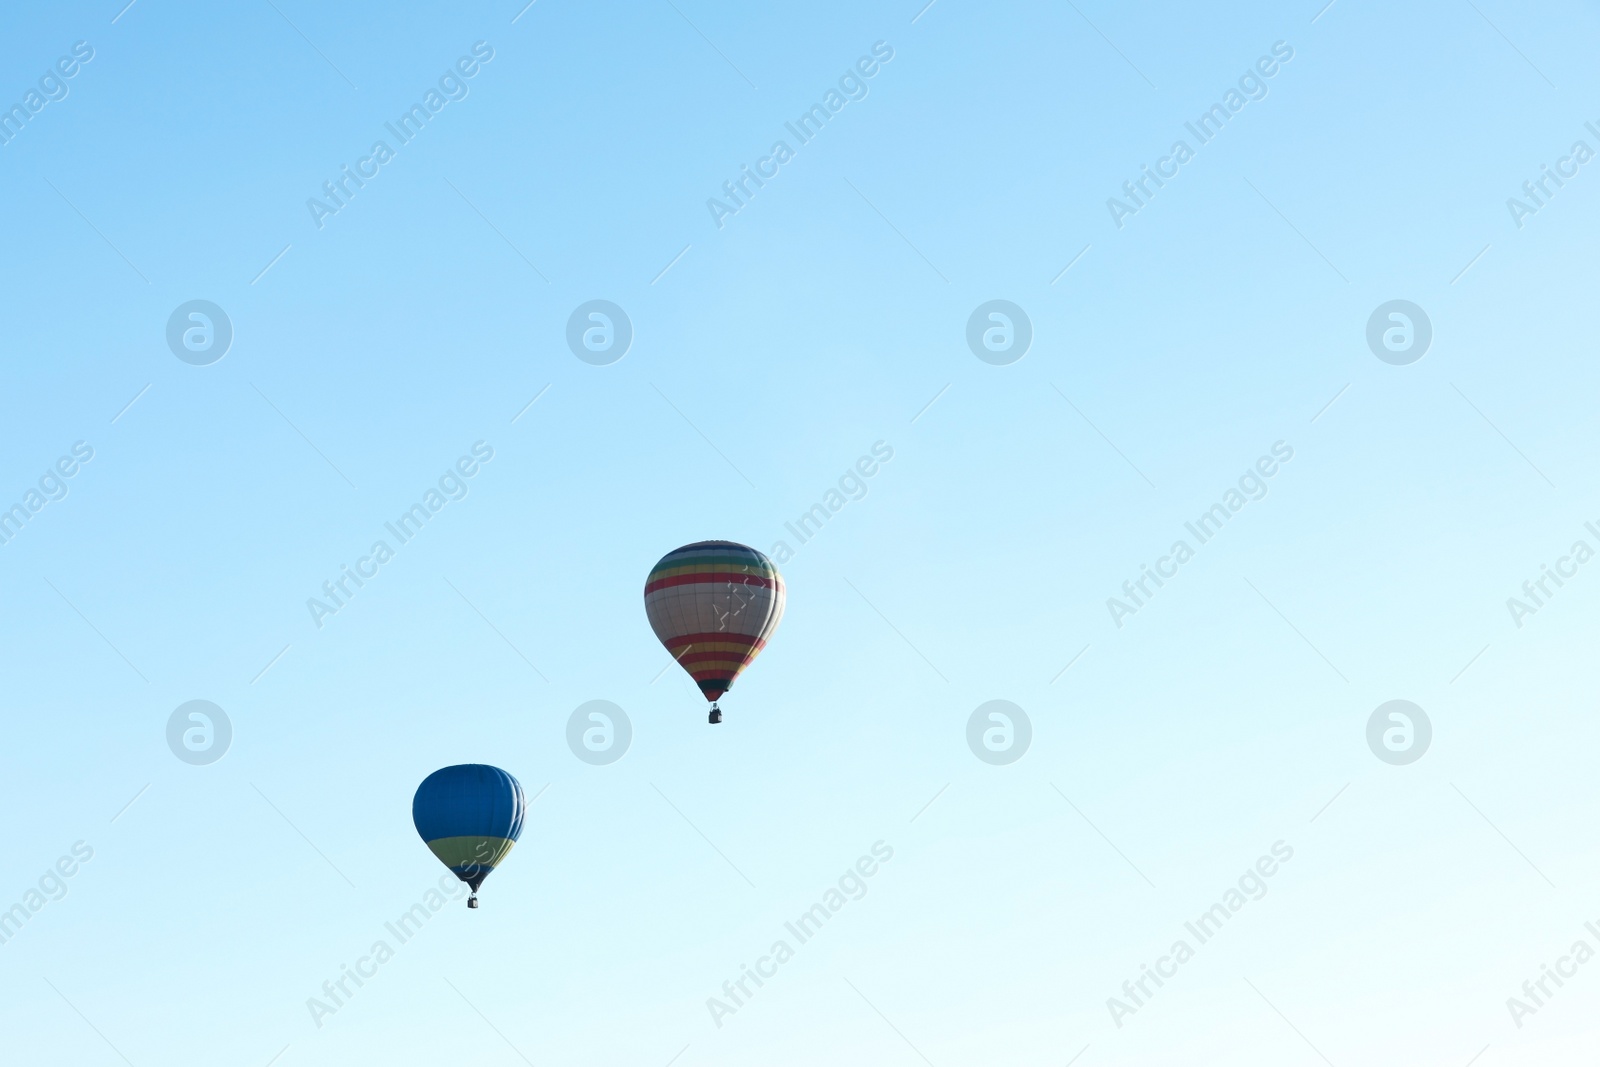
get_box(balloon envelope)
[644,540,785,703]
[412,764,526,892]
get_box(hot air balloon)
[412,764,526,909]
[644,540,785,724]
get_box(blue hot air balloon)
[413,764,526,909]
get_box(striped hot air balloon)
[412,764,526,909]
[644,540,786,724]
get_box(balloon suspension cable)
[709,701,722,725]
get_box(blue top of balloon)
[413,764,526,844]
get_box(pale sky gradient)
[2,1,1599,1065]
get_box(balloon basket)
[467,895,479,909]
[708,704,723,725]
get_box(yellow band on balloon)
[425,836,517,870]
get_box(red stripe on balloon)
[662,632,766,650]
[643,572,781,594]
[678,650,760,667]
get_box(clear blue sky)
[2,1,1599,1064]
